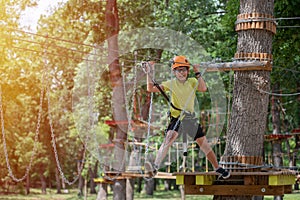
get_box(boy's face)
[173,66,189,82]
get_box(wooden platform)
[96,171,176,183]
[173,171,297,196]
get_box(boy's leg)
[154,130,178,167]
[196,137,218,169]
[145,130,178,177]
[196,136,230,179]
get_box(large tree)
[104,0,128,200]
[216,0,274,199]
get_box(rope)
[120,52,145,180]
[0,73,44,182]
[219,161,300,172]
[45,40,87,186]
[0,41,47,182]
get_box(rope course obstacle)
[1,17,299,197]
[0,42,87,185]
[94,56,299,195]
[96,55,298,193]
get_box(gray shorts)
[166,115,204,140]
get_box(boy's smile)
[174,66,189,82]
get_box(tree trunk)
[78,173,84,197]
[25,174,30,195]
[214,0,274,199]
[271,83,281,135]
[126,179,135,200]
[40,173,47,194]
[271,82,283,168]
[144,179,155,196]
[89,165,97,194]
[105,1,127,200]
[293,84,300,167]
[180,185,185,200]
[126,146,140,200]
[136,178,142,193]
[164,179,171,191]
[55,168,62,194]
[96,183,108,200]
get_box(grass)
[0,188,299,200]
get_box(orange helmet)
[172,55,190,70]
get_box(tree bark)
[214,0,274,199]
[25,174,30,195]
[55,168,62,194]
[78,173,84,197]
[40,173,47,194]
[105,1,127,200]
[126,179,135,200]
[144,178,155,196]
[271,83,283,169]
[89,165,97,194]
[96,183,108,200]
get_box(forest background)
[0,0,299,197]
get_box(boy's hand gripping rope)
[141,62,182,111]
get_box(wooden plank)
[126,165,143,172]
[105,171,175,179]
[284,185,293,194]
[154,172,176,179]
[195,175,215,185]
[185,185,285,196]
[200,61,271,72]
[176,175,196,185]
[104,172,125,180]
[173,171,296,176]
[94,178,114,184]
[269,175,295,186]
[244,175,268,185]
[176,175,184,185]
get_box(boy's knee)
[196,137,212,155]
[166,130,178,143]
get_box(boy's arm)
[193,64,207,92]
[146,62,164,92]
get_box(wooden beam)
[185,185,286,196]
[94,178,114,184]
[200,61,271,72]
[154,172,176,179]
[173,171,296,176]
[104,171,175,180]
[269,175,296,186]
[196,175,215,185]
[176,175,185,185]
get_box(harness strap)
[152,81,182,111]
[141,62,182,111]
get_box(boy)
[145,55,230,179]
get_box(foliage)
[0,0,299,194]
[272,0,300,129]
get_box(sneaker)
[216,167,230,179]
[144,162,158,178]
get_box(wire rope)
[0,45,47,182]
[45,40,87,186]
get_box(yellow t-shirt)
[161,78,198,118]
